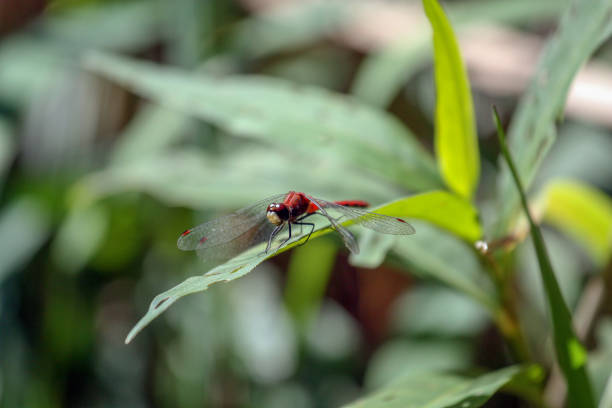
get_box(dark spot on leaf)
[155,297,170,309]
[231,267,242,273]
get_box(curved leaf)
[84,52,442,191]
[424,0,479,199]
[126,193,481,342]
[381,190,481,242]
[343,365,521,408]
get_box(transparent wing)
[309,196,416,235]
[306,196,360,254]
[177,194,286,265]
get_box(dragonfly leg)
[279,222,293,248]
[269,222,294,253]
[293,221,315,248]
[293,212,318,247]
[265,224,285,253]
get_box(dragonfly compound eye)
[266,203,289,225]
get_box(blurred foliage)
[1,0,612,407]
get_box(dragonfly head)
[267,202,289,225]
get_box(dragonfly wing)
[307,196,359,254]
[313,197,416,235]
[177,194,286,263]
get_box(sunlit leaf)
[423,0,479,199]
[84,52,442,192]
[494,107,595,408]
[495,0,612,234]
[383,190,481,242]
[541,179,612,267]
[343,365,521,408]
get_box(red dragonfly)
[178,191,415,265]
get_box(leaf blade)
[541,179,612,267]
[343,365,521,408]
[423,0,479,199]
[494,107,595,408]
[495,0,612,234]
[126,192,484,342]
[84,52,442,192]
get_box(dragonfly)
[177,191,415,265]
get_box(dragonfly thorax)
[266,203,289,225]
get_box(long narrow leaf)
[423,0,479,199]
[494,107,595,408]
[126,192,483,343]
[495,0,612,234]
[85,52,442,192]
[342,365,521,408]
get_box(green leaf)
[349,230,396,269]
[392,285,489,338]
[591,320,612,407]
[84,52,442,192]
[110,105,194,164]
[75,148,406,209]
[0,199,50,285]
[600,374,612,408]
[51,205,108,274]
[364,339,472,391]
[126,247,268,344]
[0,37,68,106]
[0,119,15,190]
[342,365,521,408]
[352,39,430,108]
[423,0,479,199]
[494,107,595,408]
[125,194,480,342]
[495,0,612,234]
[541,179,612,267]
[383,190,481,242]
[44,1,161,52]
[393,222,495,313]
